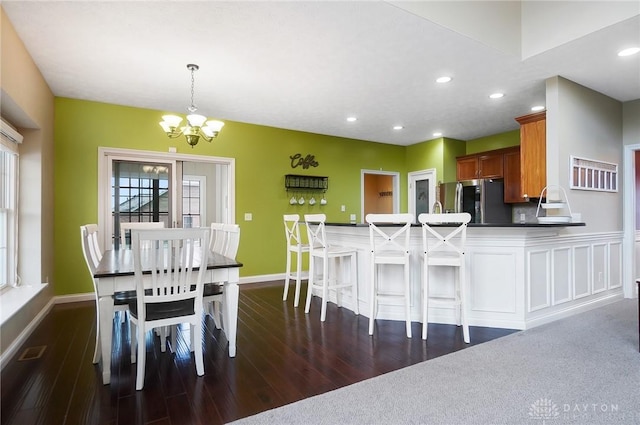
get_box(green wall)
[54,98,406,295]
[465,130,520,154]
[55,98,521,296]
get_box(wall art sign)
[290,153,319,169]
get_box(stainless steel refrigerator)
[440,179,512,223]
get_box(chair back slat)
[132,228,210,319]
[365,213,414,260]
[304,213,328,253]
[120,221,165,248]
[418,213,471,258]
[222,224,241,259]
[284,214,304,248]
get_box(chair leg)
[135,326,146,390]
[193,321,204,376]
[320,258,329,322]
[159,326,168,352]
[130,320,137,364]
[459,266,470,343]
[294,251,302,307]
[368,263,376,335]
[170,325,177,353]
[92,301,101,364]
[404,262,412,338]
[283,250,292,301]
[305,257,315,314]
[350,253,359,315]
[422,263,429,340]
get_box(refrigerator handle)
[455,182,462,213]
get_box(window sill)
[0,284,48,326]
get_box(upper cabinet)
[503,146,522,203]
[515,111,546,200]
[456,150,504,180]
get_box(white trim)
[360,169,400,223]
[0,294,54,371]
[98,147,235,249]
[622,143,640,298]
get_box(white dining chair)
[304,214,359,322]
[419,212,471,343]
[129,227,210,390]
[80,224,135,364]
[203,223,241,330]
[366,213,414,338]
[283,214,309,307]
[119,221,165,248]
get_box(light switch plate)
[244,213,252,221]
[350,214,356,221]
[341,205,346,212]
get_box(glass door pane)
[112,161,171,248]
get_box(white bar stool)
[304,213,359,321]
[418,212,471,343]
[365,213,414,338]
[283,214,309,307]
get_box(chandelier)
[159,64,224,147]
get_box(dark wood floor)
[1,281,517,425]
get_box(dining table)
[93,247,243,385]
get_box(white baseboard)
[0,296,55,371]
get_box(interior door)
[408,169,436,221]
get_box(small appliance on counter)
[440,179,512,224]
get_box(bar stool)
[283,214,310,307]
[418,212,471,343]
[366,213,414,338]
[304,213,359,321]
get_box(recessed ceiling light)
[489,93,504,99]
[393,125,403,130]
[618,47,640,57]
[436,76,452,83]
[531,105,545,112]
[433,132,442,137]
[346,116,357,122]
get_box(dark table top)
[95,248,243,279]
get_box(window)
[111,161,171,248]
[182,176,206,228]
[0,147,18,288]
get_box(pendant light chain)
[189,64,197,113]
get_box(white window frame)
[182,175,207,228]
[0,146,19,289]
[98,147,235,250]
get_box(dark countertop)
[325,222,586,228]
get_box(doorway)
[623,143,640,298]
[98,147,235,250]
[361,170,400,222]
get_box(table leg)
[98,296,114,385]
[223,280,239,357]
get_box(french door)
[98,147,235,251]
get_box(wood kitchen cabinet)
[515,111,546,199]
[456,151,503,180]
[503,146,522,203]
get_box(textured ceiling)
[2,1,639,145]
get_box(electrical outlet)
[341,205,346,212]
[598,272,603,282]
[350,214,356,221]
[244,213,252,221]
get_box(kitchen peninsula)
[318,221,622,331]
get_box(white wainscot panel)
[609,241,622,289]
[552,247,572,305]
[573,245,591,299]
[528,249,550,312]
[592,243,607,294]
[469,251,517,314]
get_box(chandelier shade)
[159,64,225,147]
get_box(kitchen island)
[317,221,622,330]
